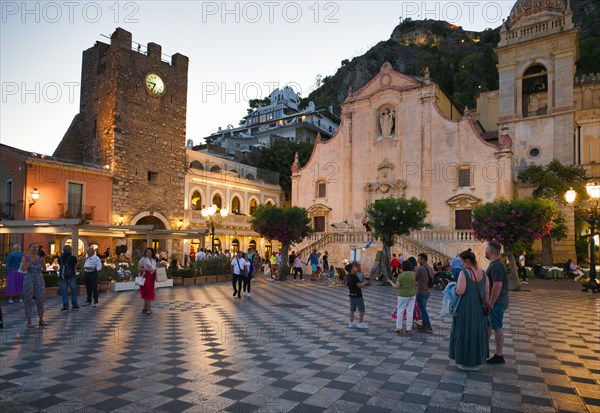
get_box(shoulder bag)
[237,258,248,277]
[425,266,434,288]
[467,268,490,317]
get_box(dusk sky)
[1,1,517,155]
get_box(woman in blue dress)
[449,250,489,371]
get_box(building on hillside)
[292,0,600,270]
[203,86,340,155]
[184,150,282,260]
[0,144,113,256]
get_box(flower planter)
[205,275,218,284]
[111,279,173,292]
[225,274,233,282]
[182,277,195,286]
[156,279,173,288]
[111,281,137,292]
[79,285,87,295]
[172,277,183,286]
[217,275,227,283]
[45,287,58,297]
[195,276,206,285]
[98,281,111,293]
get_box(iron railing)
[58,203,95,221]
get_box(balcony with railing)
[58,203,95,222]
[187,209,252,229]
[0,202,15,219]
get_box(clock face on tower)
[144,73,165,97]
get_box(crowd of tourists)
[346,243,509,371]
[0,240,555,374]
[1,243,161,328]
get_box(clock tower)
[54,28,189,255]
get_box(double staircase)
[294,229,481,265]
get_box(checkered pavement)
[0,277,598,412]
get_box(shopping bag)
[156,267,168,282]
[134,276,146,286]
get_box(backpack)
[61,255,76,279]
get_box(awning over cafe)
[0,219,208,241]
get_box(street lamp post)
[566,182,600,291]
[200,204,229,253]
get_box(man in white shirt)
[195,248,207,263]
[231,251,249,298]
[83,247,103,307]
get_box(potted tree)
[98,265,114,293]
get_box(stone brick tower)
[54,27,189,255]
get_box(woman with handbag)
[138,247,157,314]
[449,250,490,371]
[20,243,48,328]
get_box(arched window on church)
[522,64,548,118]
[210,164,221,173]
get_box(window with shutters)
[67,183,83,218]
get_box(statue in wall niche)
[379,109,395,138]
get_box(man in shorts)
[347,262,370,329]
[485,241,509,364]
[307,248,319,281]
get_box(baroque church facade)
[291,0,600,269]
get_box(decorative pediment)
[307,204,332,215]
[446,194,482,208]
[349,62,422,101]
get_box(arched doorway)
[265,241,272,259]
[63,238,86,256]
[249,240,257,251]
[231,239,240,254]
[134,215,167,252]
